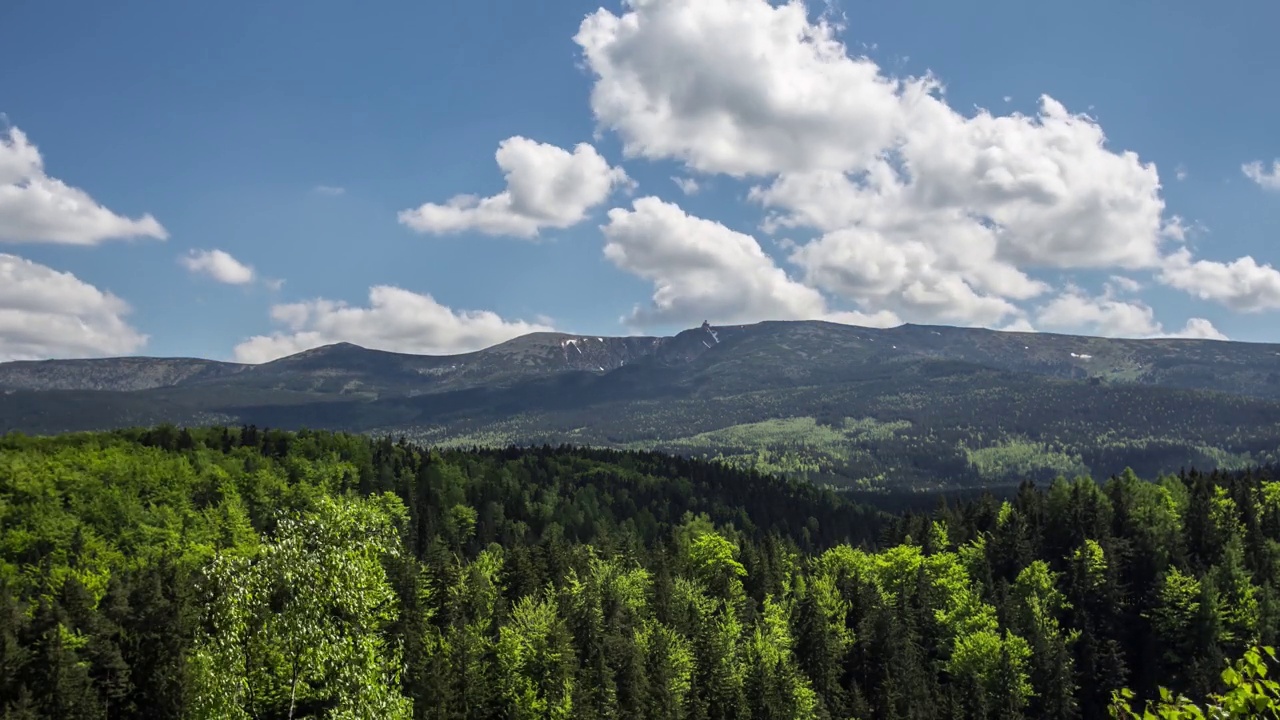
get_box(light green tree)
[636,619,695,718]
[187,492,413,719]
[442,544,506,716]
[744,595,819,720]
[497,590,576,719]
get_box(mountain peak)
[267,341,374,363]
[311,341,366,352]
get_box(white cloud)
[0,253,147,361]
[575,0,1167,275]
[1036,290,1158,337]
[1177,318,1227,340]
[573,0,1202,329]
[1158,248,1280,312]
[1175,164,1188,181]
[180,249,256,285]
[398,136,631,238]
[671,176,700,195]
[600,196,892,327]
[575,0,906,177]
[825,308,903,328]
[1000,317,1037,333]
[761,95,1173,271]
[788,223,1027,326]
[1035,286,1226,340]
[1243,159,1280,190]
[0,125,167,245]
[232,286,554,363]
[602,197,829,325]
[313,185,346,196]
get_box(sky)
[1,0,1279,363]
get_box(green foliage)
[497,592,575,719]
[4,426,1280,718]
[1110,646,1280,718]
[187,493,412,719]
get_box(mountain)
[4,320,1280,489]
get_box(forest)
[3,425,1280,718]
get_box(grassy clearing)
[963,438,1089,481]
[643,416,913,488]
[653,416,910,454]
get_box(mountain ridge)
[3,318,1272,391]
[4,320,1280,490]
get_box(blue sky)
[1,0,1278,362]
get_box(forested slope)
[6,321,1280,492]
[3,426,1280,718]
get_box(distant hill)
[4,320,1280,489]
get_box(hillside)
[2,427,1278,718]
[4,320,1280,489]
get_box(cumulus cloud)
[1034,286,1226,340]
[576,0,905,177]
[571,0,1275,329]
[748,96,1174,325]
[232,286,554,363]
[1158,248,1280,312]
[896,95,1173,271]
[0,253,147,361]
[180,249,256,285]
[0,125,167,245]
[398,136,631,238]
[602,196,825,326]
[600,196,900,328]
[1177,318,1228,340]
[1243,160,1280,190]
[788,224,1025,326]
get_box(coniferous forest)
[5,426,1280,718]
